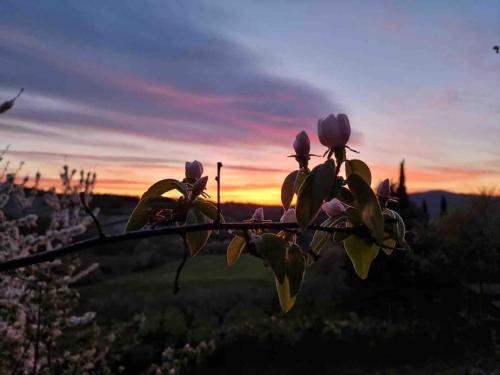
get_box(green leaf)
[281,170,299,210]
[310,217,334,253]
[142,178,188,200]
[343,228,379,279]
[383,209,409,249]
[275,276,296,313]
[337,187,355,206]
[257,233,287,284]
[192,198,223,222]
[227,235,246,266]
[332,221,350,242]
[344,207,362,225]
[296,159,336,228]
[382,236,397,255]
[345,159,372,185]
[333,230,350,243]
[347,174,384,243]
[294,171,307,194]
[126,178,189,232]
[325,176,344,202]
[185,208,212,256]
[287,244,305,297]
[125,197,178,232]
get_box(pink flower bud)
[293,131,310,156]
[251,207,265,222]
[377,178,391,198]
[280,208,297,223]
[191,176,208,197]
[317,113,351,148]
[185,160,204,180]
[321,198,345,218]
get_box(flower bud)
[377,178,391,198]
[0,100,14,114]
[321,198,345,218]
[280,208,297,223]
[293,131,310,157]
[251,207,265,222]
[0,89,23,114]
[317,113,351,148]
[191,176,208,197]
[185,160,204,180]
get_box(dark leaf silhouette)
[0,88,23,114]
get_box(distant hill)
[90,191,494,223]
[410,190,476,218]
[4,188,492,232]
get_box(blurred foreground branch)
[0,222,358,272]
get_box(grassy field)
[81,254,273,295]
[77,251,332,330]
[74,239,500,374]
[79,254,282,331]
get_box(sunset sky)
[0,1,499,204]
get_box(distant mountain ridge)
[89,191,487,221]
[92,190,484,221]
[4,189,490,228]
[410,190,487,218]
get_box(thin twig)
[11,340,32,375]
[215,162,222,225]
[14,88,24,100]
[173,234,189,294]
[345,145,359,153]
[0,222,363,272]
[79,192,105,239]
[32,285,42,375]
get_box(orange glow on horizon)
[35,161,499,206]
[89,182,500,206]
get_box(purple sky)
[0,1,499,202]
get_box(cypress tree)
[397,160,409,208]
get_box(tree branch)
[32,285,42,375]
[173,234,189,294]
[11,340,31,375]
[0,222,361,272]
[215,162,222,225]
[79,192,105,239]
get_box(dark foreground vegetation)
[75,187,500,374]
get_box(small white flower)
[251,207,265,222]
[280,208,297,223]
[321,198,345,218]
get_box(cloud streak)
[0,1,498,201]
[0,1,338,149]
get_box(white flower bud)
[321,198,345,218]
[293,131,310,156]
[280,208,297,223]
[377,178,391,198]
[185,160,204,180]
[317,113,351,148]
[251,207,264,222]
